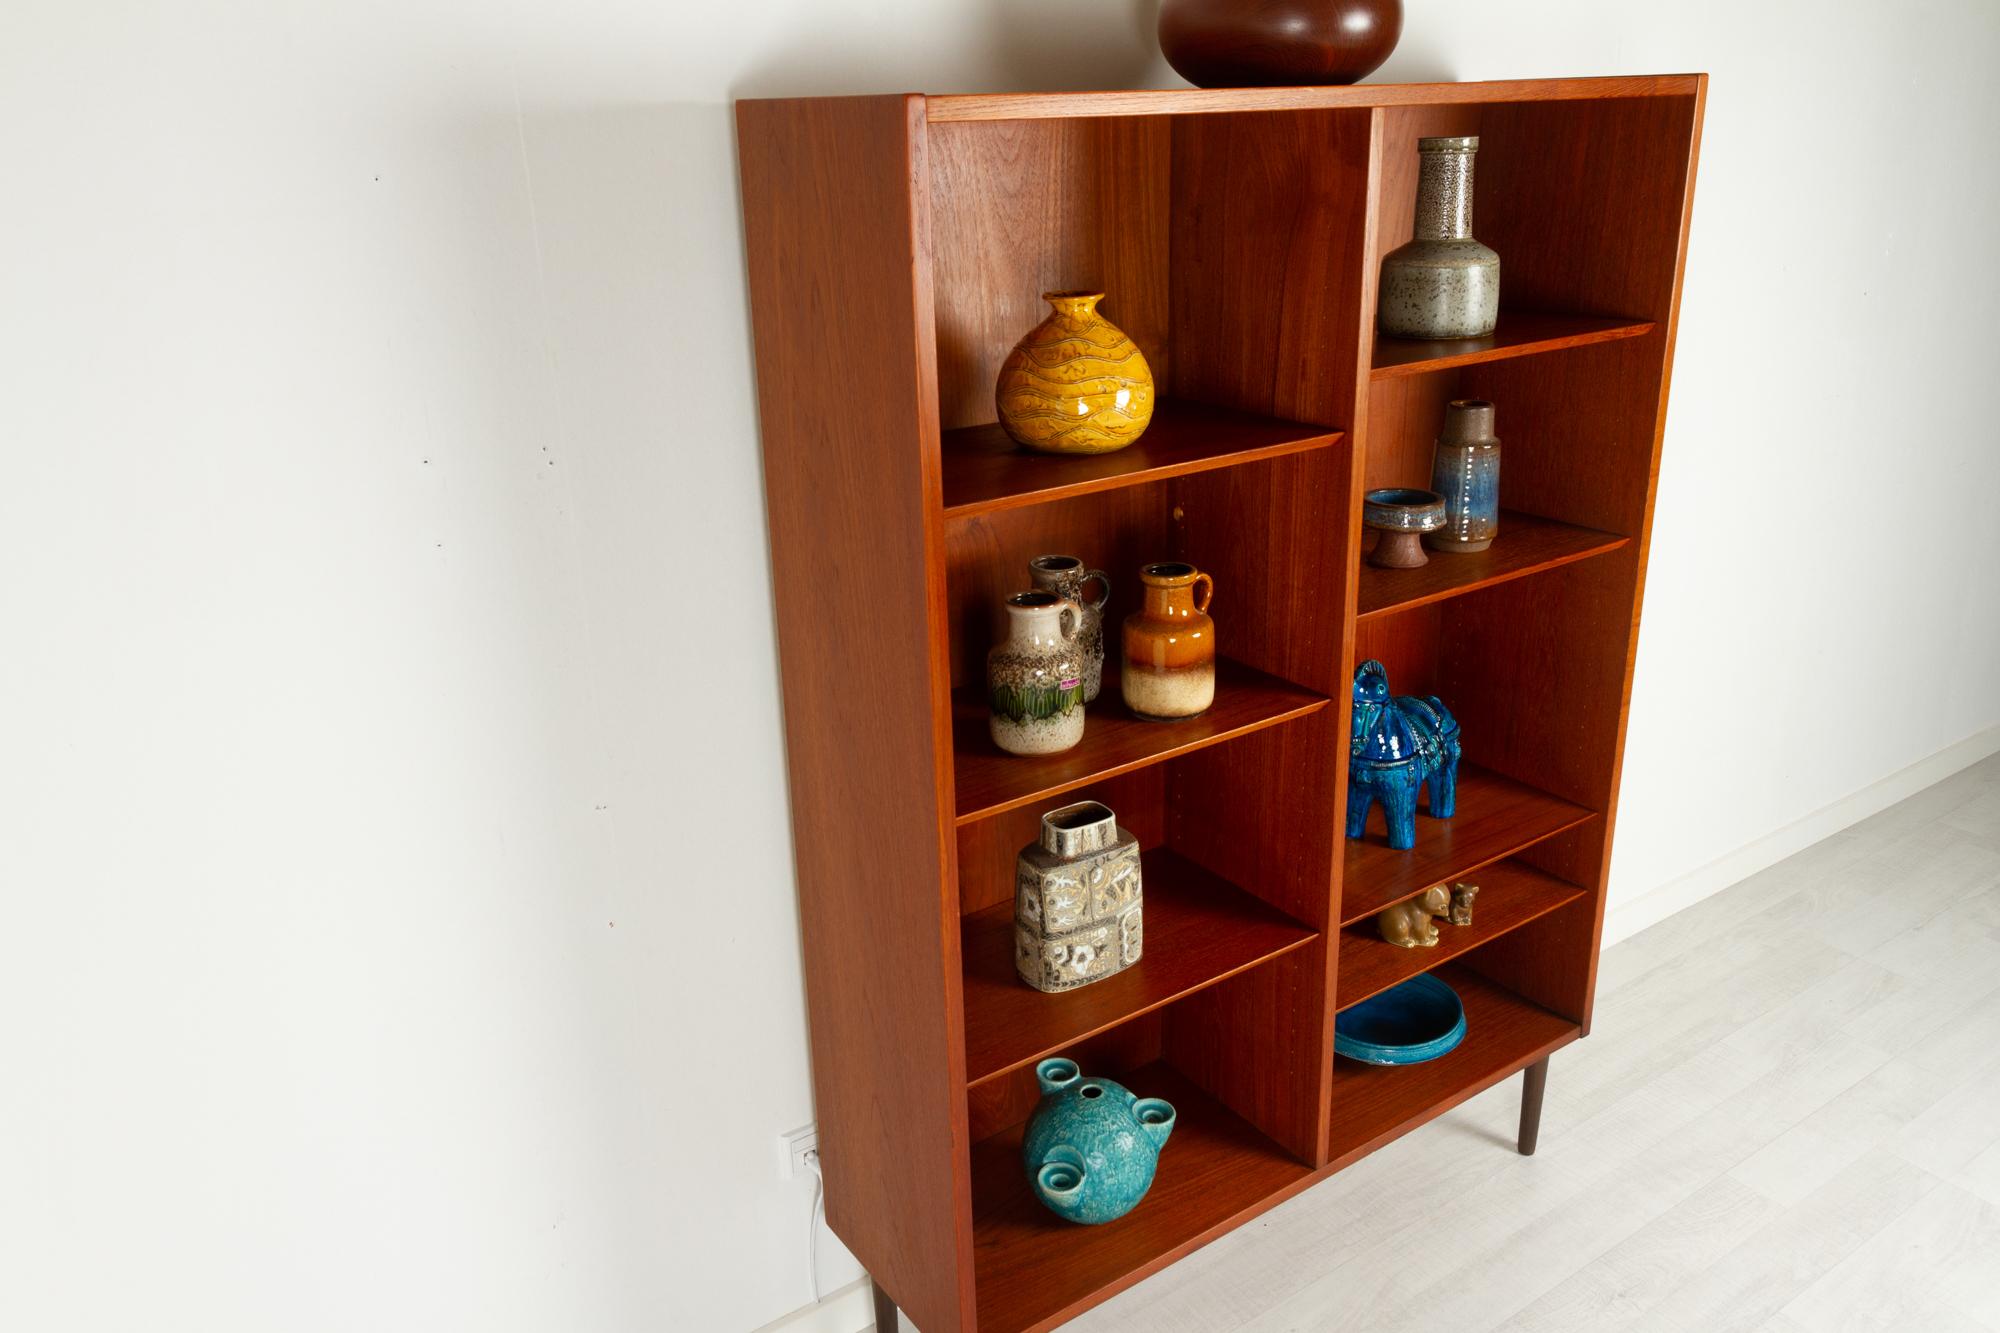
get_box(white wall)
[4,2,1996,1330]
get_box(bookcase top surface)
[738,73,1706,121]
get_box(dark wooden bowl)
[1158,0,1403,88]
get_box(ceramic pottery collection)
[996,292,1155,455]
[987,592,1086,756]
[1429,399,1502,553]
[1157,0,1402,88]
[1014,801,1143,993]
[1028,555,1112,703]
[1022,1057,1175,1225]
[1121,562,1216,722]
[1379,136,1501,339]
[1363,487,1446,568]
[1347,658,1461,850]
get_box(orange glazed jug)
[1120,562,1215,721]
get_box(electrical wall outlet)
[778,1123,818,1180]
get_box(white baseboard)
[1602,723,2000,947]
[753,1279,875,1333]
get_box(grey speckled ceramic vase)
[1379,136,1500,339]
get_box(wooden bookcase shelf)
[1357,510,1628,620]
[741,74,1704,1331]
[1342,765,1596,923]
[971,1060,1313,1333]
[961,849,1317,1085]
[951,661,1327,824]
[1371,310,1655,379]
[1327,963,1578,1167]
[1337,859,1588,1010]
[942,399,1342,517]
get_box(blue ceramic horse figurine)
[1347,660,1461,850]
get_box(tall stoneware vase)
[1379,136,1500,339]
[988,592,1087,756]
[1121,562,1215,722]
[995,292,1155,455]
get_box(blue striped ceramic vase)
[1428,398,1501,553]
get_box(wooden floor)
[1057,752,2000,1333]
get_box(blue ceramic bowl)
[1335,972,1467,1065]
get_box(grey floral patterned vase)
[1014,800,1143,993]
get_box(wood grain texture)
[941,400,1340,517]
[973,1061,1315,1333]
[955,768,1166,916]
[1336,859,1588,1010]
[737,94,971,1332]
[1342,765,1596,924]
[1372,311,1654,378]
[739,77,1707,1331]
[929,117,1170,430]
[1357,510,1628,620]
[1327,962,1578,1168]
[923,75,1705,122]
[961,849,1317,1085]
[951,658,1327,824]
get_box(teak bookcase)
[738,75,1705,1333]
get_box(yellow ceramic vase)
[996,291,1155,455]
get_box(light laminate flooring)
[1063,752,2000,1333]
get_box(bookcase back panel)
[929,117,1172,431]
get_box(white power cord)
[803,1147,825,1303]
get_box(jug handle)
[1055,598,1085,642]
[1080,569,1111,612]
[1191,572,1213,615]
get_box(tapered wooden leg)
[1518,1056,1550,1156]
[870,1276,898,1331]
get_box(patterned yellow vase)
[996,291,1155,455]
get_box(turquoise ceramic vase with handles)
[1021,1057,1175,1225]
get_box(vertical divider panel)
[1166,107,1377,1166]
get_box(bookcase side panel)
[738,94,972,1331]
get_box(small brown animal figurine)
[1449,881,1479,926]
[1376,884,1450,949]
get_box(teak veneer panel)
[1371,311,1654,378]
[961,850,1317,1085]
[1357,510,1629,619]
[737,94,972,1331]
[951,658,1328,824]
[1336,859,1587,1009]
[1327,963,1578,1167]
[940,400,1341,517]
[1341,765,1595,923]
[926,75,1704,122]
[971,1061,1313,1333]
